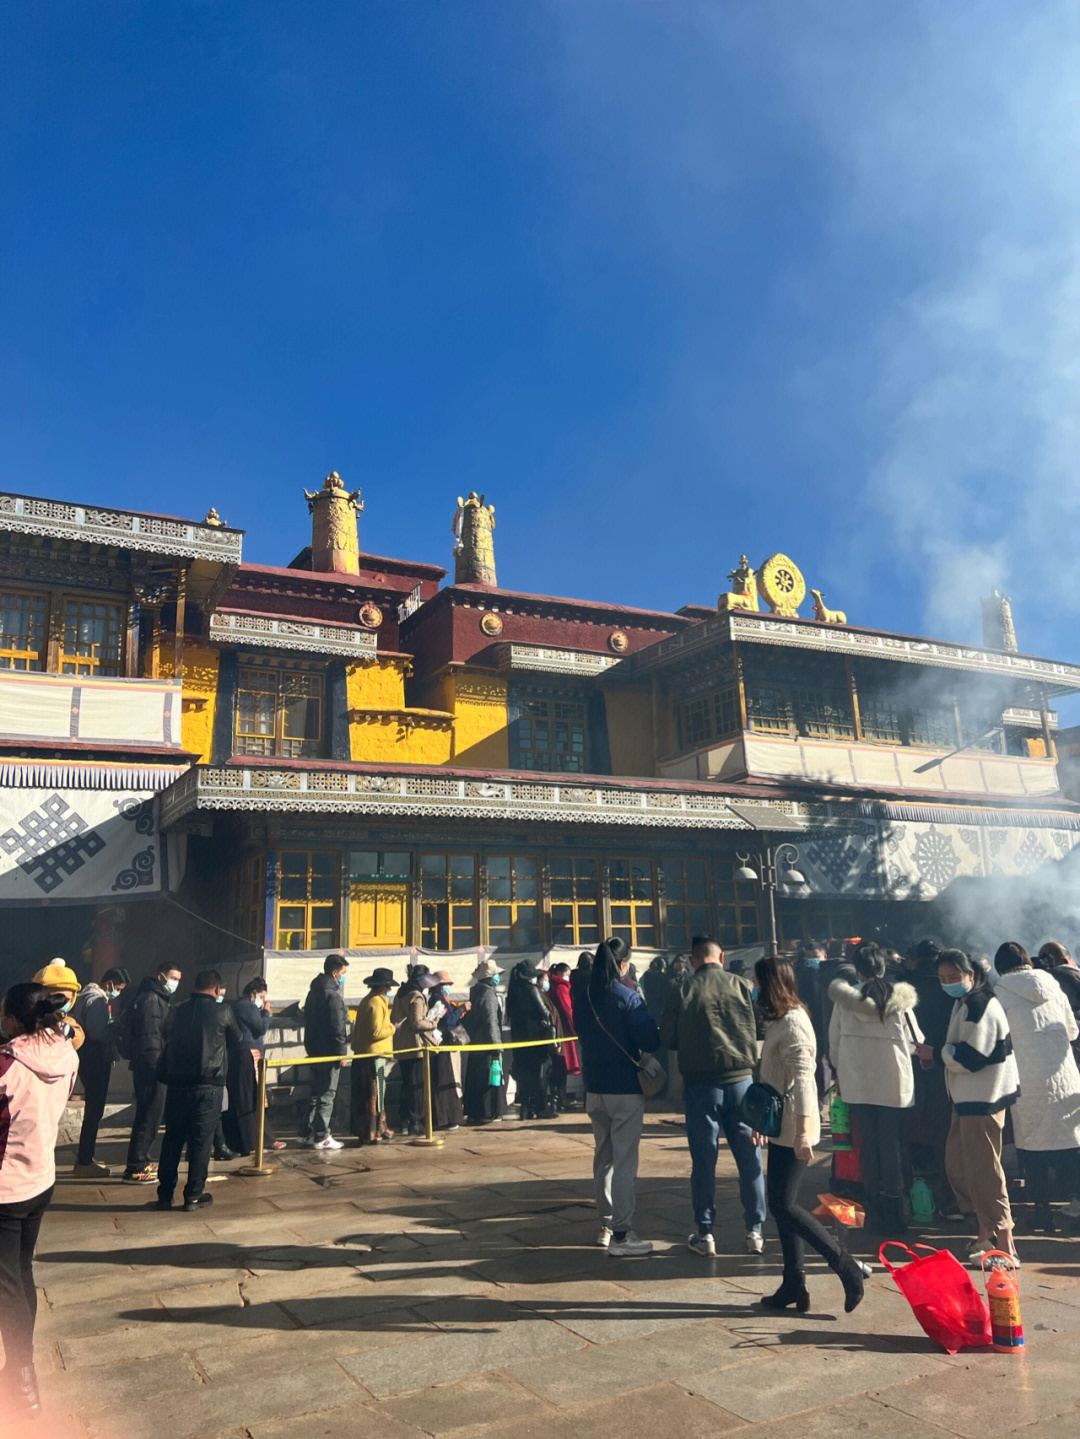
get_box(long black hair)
[937,948,988,992]
[2,982,67,1035]
[994,941,1030,975]
[589,937,630,1004]
[854,941,893,1022]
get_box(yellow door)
[348,882,409,948]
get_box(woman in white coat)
[829,942,923,1235]
[992,942,1080,1231]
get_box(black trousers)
[0,1185,53,1366]
[77,1041,113,1166]
[767,1142,846,1283]
[126,1063,166,1172]
[1021,1148,1080,1207]
[157,1084,222,1204]
[850,1104,905,1200]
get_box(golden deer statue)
[811,589,846,625]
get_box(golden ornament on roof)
[757,554,806,617]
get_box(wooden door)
[348,882,409,948]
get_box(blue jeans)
[684,1077,766,1234]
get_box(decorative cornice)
[347,708,455,730]
[491,642,622,677]
[209,611,378,659]
[727,614,1080,693]
[0,493,243,565]
[159,766,767,832]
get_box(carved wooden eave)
[158,764,795,832]
[489,643,623,677]
[0,492,243,613]
[347,708,455,730]
[208,611,378,660]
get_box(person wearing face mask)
[506,960,557,1121]
[155,970,242,1212]
[795,942,829,1099]
[463,959,508,1125]
[225,977,284,1156]
[916,949,1020,1264]
[428,971,466,1131]
[299,954,350,1150]
[1,981,84,1418]
[69,967,127,1178]
[122,964,182,1183]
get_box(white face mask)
[215,993,225,1004]
[252,996,264,1009]
[164,978,179,994]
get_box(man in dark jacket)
[70,967,127,1178]
[122,964,182,1183]
[156,969,242,1211]
[660,935,765,1256]
[905,936,958,1218]
[299,954,349,1149]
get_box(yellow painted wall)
[445,670,509,768]
[604,682,656,777]
[156,638,219,763]
[347,658,453,764]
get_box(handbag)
[587,992,667,1098]
[740,1080,784,1138]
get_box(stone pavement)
[6,1108,1079,1439]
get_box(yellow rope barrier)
[240,1035,578,1174]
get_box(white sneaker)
[688,1231,717,1257]
[314,1135,343,1150]
[745,1229,765,1255]
[608,1231,653,1257]
[596,1226,613,1248]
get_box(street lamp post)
[736,843,807,958]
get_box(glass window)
[274,850,340,950]
[236,666,324,758]
[745,680,794,735]
[608,858,657,948]
[663,857,711,951]
[515,696,587,772]
[712,860,759,951]
[485,855,540,949]
[549,855,601,947]
[909,704,958,749]
[420,853,477,949]
[349,850,410,881]
[60,599,123,676]
[675,685,740,753]
[0,589,48,671]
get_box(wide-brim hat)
[469,958,499,983]
[364,968,398,988]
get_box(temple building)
[2,480,1079,990]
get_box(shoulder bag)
[587,991,667,1098]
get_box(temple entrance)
[348,882,409,947]
[0,903,97,995]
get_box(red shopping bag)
[880,1242,992,1354]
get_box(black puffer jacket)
[303,973,348,1059]
[126,976,174,1073]
[231,998,271,1051]
[159,994,242,1087]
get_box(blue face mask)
[216,993,225,1004]
[941,981,970,1000]
[750,984,760,1005]
[803,957,822,969]
[492,974,501,986]
[338,976,346,989]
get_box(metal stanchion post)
[238,1053,277,1176]
[411,1044,442,1148]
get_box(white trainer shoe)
[314,1135,344,1150]
[745,1229,765,1255]
[608,1231,653,1257]
[596,1226,613,1248]
[688,1231,717,1257]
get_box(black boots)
[759,1275,811,1313]
[837,1253,866,1313]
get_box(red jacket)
[547,975,580,1075]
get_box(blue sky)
[3,3,1078,659]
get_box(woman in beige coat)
[755,956,864,1315]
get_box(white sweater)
[759,1007,820,1150]
[828,978,923,1109]
[941,990,1019,1116]
[990,967,1080,1152]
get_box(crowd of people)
[3,928,1080,1418]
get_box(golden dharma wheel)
[757,554,806,616]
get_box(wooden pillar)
[846,657,863,741]
[263,848,278,951]
[124,595,140,678]
[173,566,188,679]
[1040,685,1054,757]
[149,609,162,679]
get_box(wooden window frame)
[607,856,658,949]
[236,663,325,760]
[274,848,340,951]
[485,853,541,950]
[548,853,602,949]
[711,859,760,951]
[419,852,478,951]
[662,855,713,952]
[0,584,50,672]
[513,693,588,773]
[58,595,126,677]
